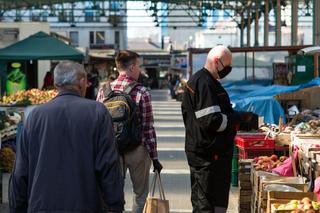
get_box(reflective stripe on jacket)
[181,68,236,165]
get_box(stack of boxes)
[238,159,253,213]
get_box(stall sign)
[6,62,26,95]
[143,58,171,67]
[174,55,187,69]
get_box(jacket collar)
[202,67,221,84]
[57,89,81,97]
[202,67,214,80]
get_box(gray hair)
[54,61,86,87]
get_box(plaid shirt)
[96,73,158,160]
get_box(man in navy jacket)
[9,61,124,213]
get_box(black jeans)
[189,157,232,213]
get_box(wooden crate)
[239,159,253,213]
[251,168,279,199]
[267,191,318,213]
[258,176,307,212]
[251,168,280,213]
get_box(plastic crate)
[231,170,238,187]
[235,135,275,150]
[238,148,274,159]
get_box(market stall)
[236,110,320,213]
[0,31,84,95]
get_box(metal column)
[275,0,281,46]
[313,0,320,78]
[313,0,320,45]
[247,3,252,47]
[264,0,269,46]
[241,14,245,47]
[245,52,248,80]
[254,0,259,46]
[253,51,255,82]
[291,0,298,45]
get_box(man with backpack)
[97,50,163,213]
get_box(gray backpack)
[103,82,141,154]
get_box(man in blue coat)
[9,61,124,213]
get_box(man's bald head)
[207,46,232,65]
[204,45,232,79]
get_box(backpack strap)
[123,81,139,95]
[102,81,112,98]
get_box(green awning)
[0,31,84,61]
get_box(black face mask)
[218,59,232,79]
[218,66,232,79]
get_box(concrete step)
[155,126,185,133]
[157,135,185,143]
[153,111,182,116]
[157,142,184,149]
[157,135,185,149]
[150,89,171,94]
[156,131,185,137]
[152,106,181,110]
[158,149,188,170]
[154,122,185,128]
[154,115,183,122]
[154,121,183,126]
[152,107,182,115]
[152,102,181,106]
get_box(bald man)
[182,46,238,213]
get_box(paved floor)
[0,89,239,213]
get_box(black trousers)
[189,157,232,213]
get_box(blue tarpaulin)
[224,78,320,124]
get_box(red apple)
[271,154,278,161]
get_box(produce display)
[258,109,320,137]
[0,89,58,106]
[0,111,21,131]
[290,110,320,126]
[253,155,288,172]
[294,120,320,135]
[272,197,320,212]
[0,147,16,172]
